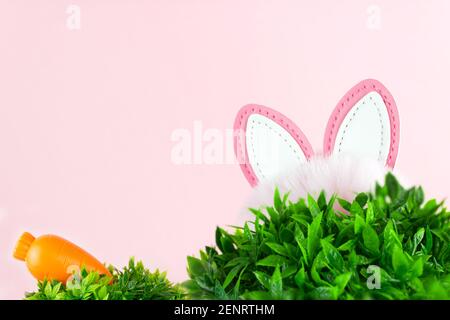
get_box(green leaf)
[354,215,365,235]
[321,240,345,273]
[274,188,283,214]
[281,265,298,278]
[310,286,336,300]
[392,246,410,280]
[291,214,309,228]
[383,221,402,254]
[96,286,108,300]
[390,189,409,211]
[249,208,269,224]
[81,272,97,287]
[355,193,369,207]
[338,198,351,211]
[366,202,375,225]
[350,201,364,217]
[266,242,289,257]
[414,186,425,206]
[333,272,352,296]
[51,282,61,297]
[187,256,206,277]
[307,213,323,263]
[310,252,328,286]
[270,266,283,299]
[215,227,224,252]
[244,291,273,300]
[256,255,287,267]
[253,271,271,290]
[232,267,246,299]
[412,227,425,255]
[338,239,356,252]
[386,172,401,200]
[266,207,279,226]
[224,257,249,268]
[44,282,53,298]
[222,264,242,290]
[294,266,307,288]
[410,258,424,278]
[213,281,228,299]
[308,194,321,218]
[294,226,308,263]
[220,234,235,253]
[363,225,380,255]
[425,226,433,254]
[317,191,327,210]
[279,228,294,243]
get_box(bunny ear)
[234,104,313,187]
[323,79,400,168]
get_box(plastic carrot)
[13,232,111,283]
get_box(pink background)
[1,0,449,299]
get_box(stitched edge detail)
[249,119,305,179]
[325,81,398,165]
[235,105,312,185]
[336,93,385,161]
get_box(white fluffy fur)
[238,154,406,223]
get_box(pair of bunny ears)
[233,79,400,187]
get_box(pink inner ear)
[233,104,314,187]
[323,79,400,169]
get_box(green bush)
[25,173,450,300]
[26,258,184,300]
[184,173,450,299]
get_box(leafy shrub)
[184,173,450,299]
[26,258,184,300]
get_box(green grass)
[25,173,449,300]
[184,173,450,299]
[25,258,183,300]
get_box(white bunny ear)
[323,79,400,168]
[234,104,313,187]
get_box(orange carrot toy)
[13,232,111,283]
